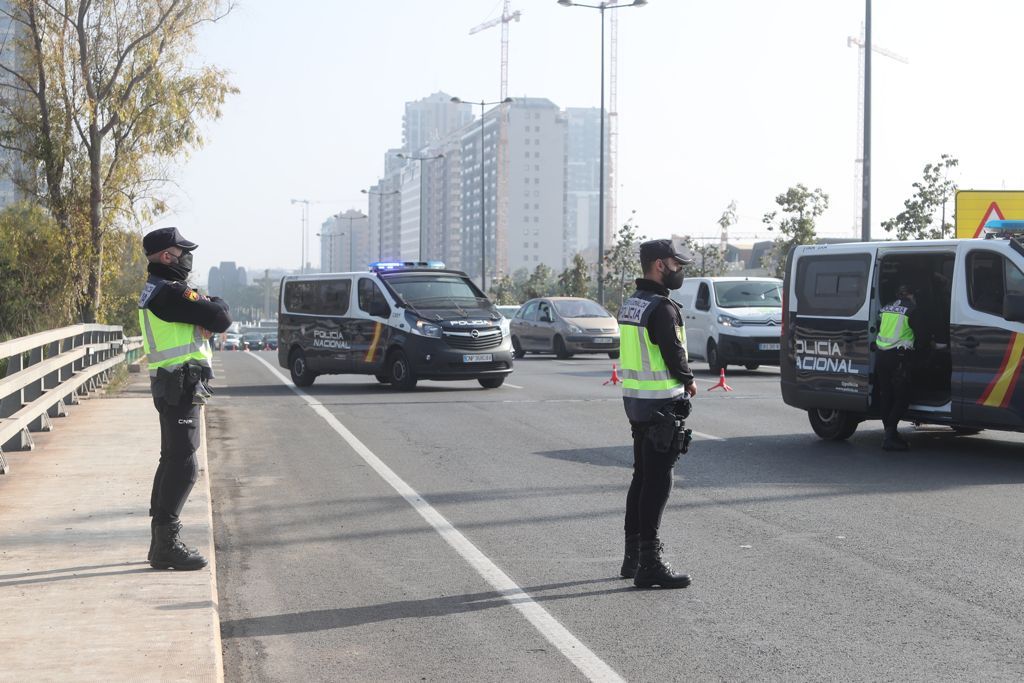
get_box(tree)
[488,275,518,304]
[523,264,556,300]
[601,213,645,315]
[0,1,236,323]
[762,184,829,278]
[679,236,727,277]
[558,253,592,298]
[882,154,959,240]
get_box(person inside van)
[875,284,921,451]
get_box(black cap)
[143,227,198,255]
[639,239,693,265]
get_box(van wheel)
[807,409,859,441]
[745,363,760,371]
[608,350,620,360]
[387,350,417,390]
[289,350,316,387]
[478,376,505,389]
[554,336,573,359]
[512,336,526,359]
[707,340,725,374]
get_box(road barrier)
[0,325,144,474]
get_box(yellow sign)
[955,190,1024,238]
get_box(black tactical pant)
[150,397,200,525]
[876,348,912,435]
[624,421,676,542]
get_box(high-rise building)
[208,262,248,299]
[564,107,610,262]
[320,210,369,273]
[0,0,24,208]
[403,92,473,156]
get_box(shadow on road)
[220,577,630,638]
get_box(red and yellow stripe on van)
[365,322,383,363]
[979,332,1024,408]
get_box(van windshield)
[382,274,492,311]
[714,281,782,308]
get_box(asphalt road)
[207,350,1024,682]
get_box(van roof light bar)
[983,219,1024,239]
[369,261,447,272]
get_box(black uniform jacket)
[634,278,695,386]
[145,263,232,333]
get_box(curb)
[199,405,226,682]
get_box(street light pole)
[290,198,310,273]
[396,153,444,261]
[557,0,646,305]
[451,96,513,292]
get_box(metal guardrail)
[0,324,144,474]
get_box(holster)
[157,362,202,406]
[647,399,694,461]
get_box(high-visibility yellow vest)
[876,298,915,351]
[618,289,689,422]
[138,276,213,377]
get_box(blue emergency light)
[369,260,448,272]
[983,219,1024,238]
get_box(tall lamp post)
[362,187,401,261]
[290,198,310,273]
[395,152,444,261]
[557,0,646,305]
[451,96,513,293]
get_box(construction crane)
[469,1,522,101]
[469,1,521,278]
[848,27,908,237]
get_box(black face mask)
[166,250,193,280]
[663,266,685,291]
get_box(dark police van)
[278,262,514,389]
[781,223,1024,440]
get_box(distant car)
[509,297,619,359]
[242,332,265,351]
[222,333,244,351]
[495,304,521,319]
[262,334,278,351]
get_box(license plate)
[593,337,614,344]
[758,343,780,351]
[463,354,493,363]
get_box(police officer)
[139,227,232,569]
[617,239,698,589]
[875,284,919,452]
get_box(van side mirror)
[1004,293,1024,322]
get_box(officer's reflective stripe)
[142,308,158,355]
[148,356,213,376]
[637,328,653,372]
[877,307,914,350]
[622,385,690,400]
[618,368,674,381]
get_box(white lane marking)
[247,354,624,683]
[503,382,525,389]
[690,431,725,442]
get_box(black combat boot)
[150,522,208,570]
[620,533,641,579]
[148,519,158,563]
[634,540,691,589]
[881,429,909,451]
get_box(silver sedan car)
[510,297,619,359]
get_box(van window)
[967,250,1024,317]
[319,279,351,315]
[358,278,390,317]
[538,301,554,322]
[521,301,539,321]
[284,281,316,314]
[795,254,871,316]
[714,281,782,308]
[695,283,711,311]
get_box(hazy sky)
[154,0,1024,281]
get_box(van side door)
[688,281,712,360]
[351,277,392,374]
[781,253,873,413]
[951,245,1024,429]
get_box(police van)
[277,262,514,390]
[782,222,1024,440]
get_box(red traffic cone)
[603,363,621,386]
[708,367,733,392]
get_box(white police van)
[278,262,514,390]
[670,276,783,372]
[781,222,1024,439]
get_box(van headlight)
[567,323,583,334]
[717,314,742,327]
[412,319,442,338]
[500,317,511,335]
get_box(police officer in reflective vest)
[617,239,698,588]
[139,227,232,569]
[875,284,919,452]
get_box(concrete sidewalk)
[0,372,222,682]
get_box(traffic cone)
[603,363,621,386]
[708,368,733,392]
